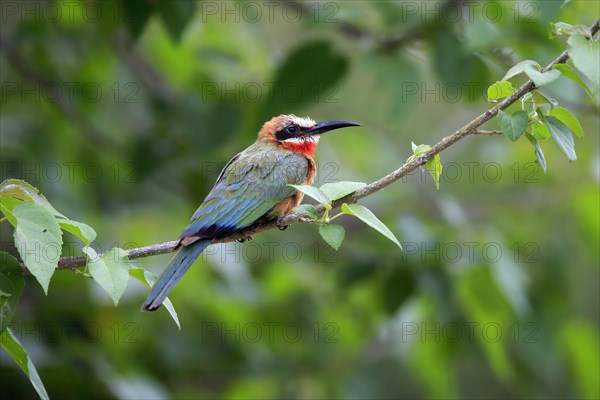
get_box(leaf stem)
[327,212,345,222]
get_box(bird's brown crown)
[257,114,360,157]
[258,114,320,157]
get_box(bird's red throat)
[280,138,318,157]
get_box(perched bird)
[143,115,359,311]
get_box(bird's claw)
[276,216,289,231]
[237,236,253,243]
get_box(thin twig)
[474,130,503,135]
[26,19,600,272]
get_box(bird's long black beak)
[305,120,360,136]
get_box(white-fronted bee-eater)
[143,114,360,311]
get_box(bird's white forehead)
[287,115,316,128]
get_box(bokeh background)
[1,0,599,399]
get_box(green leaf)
[0,196,20,212]
[559,321,600,399]
[551,22,592,39]
[524,65,562,87]
[547,107,585,137]
[0,328,49,400]
[501,60,540,81]
[426,154,443,190]
[12,202,62,294]
[83,246,130,306]
[531,121,551,140]
[0,252,24,334]
[58,219,97,245]
[500,60,561,87]
[318,224,346,251]
[552,63,594,97]
[410,318,459,398]
[319,181,366,201]
[498,110,529,142]
[0,179,65,218]
[0,180,97,244]
[155,0,196,41]
[120,0,153,39]
[0,198,19,226]
[526,134,547,173]
[410,143,442,188]
[262,41,347,121]
[535,90,559,108]
[289,185,331,209]
[292,204,319,219]
[130,267,181,329]
[541,115,577,161]
[487,81,516,101]
[341,203,402,250]
[568,35,600,98]
[411,142,430,156]
[456,267,515,381]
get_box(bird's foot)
[276,216,292,230]
[237,235,253,243]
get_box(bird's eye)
[286,126,298,135]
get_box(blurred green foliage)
[1,0,599,399]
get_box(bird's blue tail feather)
[142,239,211,311]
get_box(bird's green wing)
[180,144,308,239]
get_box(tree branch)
[41,19,600,271]
[290,0,429,53]
[474,130,503,136]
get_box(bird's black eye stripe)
[275,124,302,141]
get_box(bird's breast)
[268,155,316,218]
